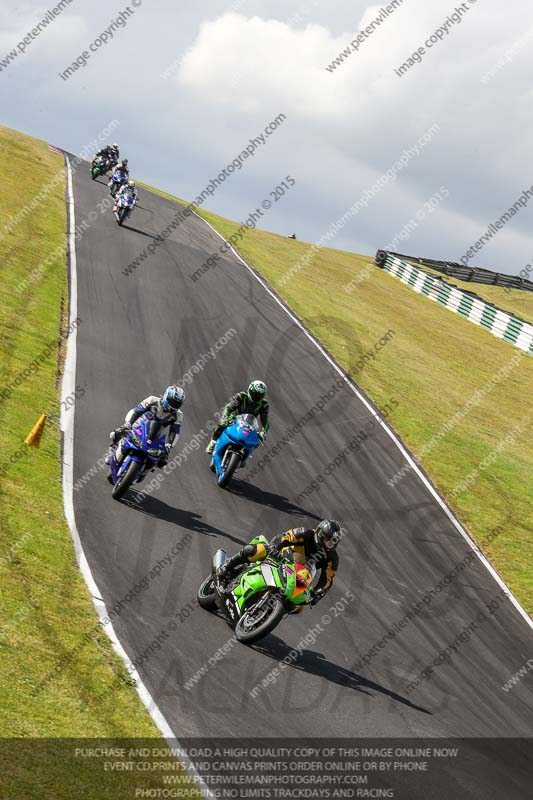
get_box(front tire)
[217,451,241,489]
[235,594,285,644]
[112,459,142,500]
[197,575,217,610]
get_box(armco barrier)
[375,252,533,355]
[381,250,533,292]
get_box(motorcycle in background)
[109,170,127,197]
[91,155,106,180]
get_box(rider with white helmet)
[106,386,185,471]
[113,179,138,212]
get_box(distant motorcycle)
[198,536,315,644]
[210,414,261,489]
[109,170,127,197]
[114,192,135,225]
[108,417,167,500]
[91,155,106,180]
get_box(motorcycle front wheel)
[217,451,241,489]
[197,575,217,611]
[112,459,142,500]
[235,593,285,644]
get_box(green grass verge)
[0,127,198,797]
[142,183,532,614]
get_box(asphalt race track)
[67,158,532,795]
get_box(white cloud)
[178,14,347,117]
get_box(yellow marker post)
[25,415,47,448]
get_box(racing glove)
[157,444,171,468]
[310,588,326,606]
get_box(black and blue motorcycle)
[108,418,167,500]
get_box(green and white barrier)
[378,253,533,355]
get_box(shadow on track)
[121,492,247,545]
[120,224,159,239]
[252,635,432,715]
[228,479,322,520]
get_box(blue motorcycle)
[109,170,127,197]
[210,414,261,489]
[109,417,167,500]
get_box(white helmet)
[248,380,267,400]
[161,385,185,412]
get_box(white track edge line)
[191,208,533,632]
[61,157,214,798]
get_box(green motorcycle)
[91,155,107,180]
[198,535,314,644]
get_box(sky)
[1,0,532,274]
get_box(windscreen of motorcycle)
[236,413,260,432]
[145,418,164,443]
[260,562,281,588]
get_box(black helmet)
[314,519,342,549]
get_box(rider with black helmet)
[217,519,342,605]
[206,380,269,455]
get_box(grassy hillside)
[0,126,198,798]
[144,184,532,613]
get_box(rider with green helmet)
[206,380,269,454]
